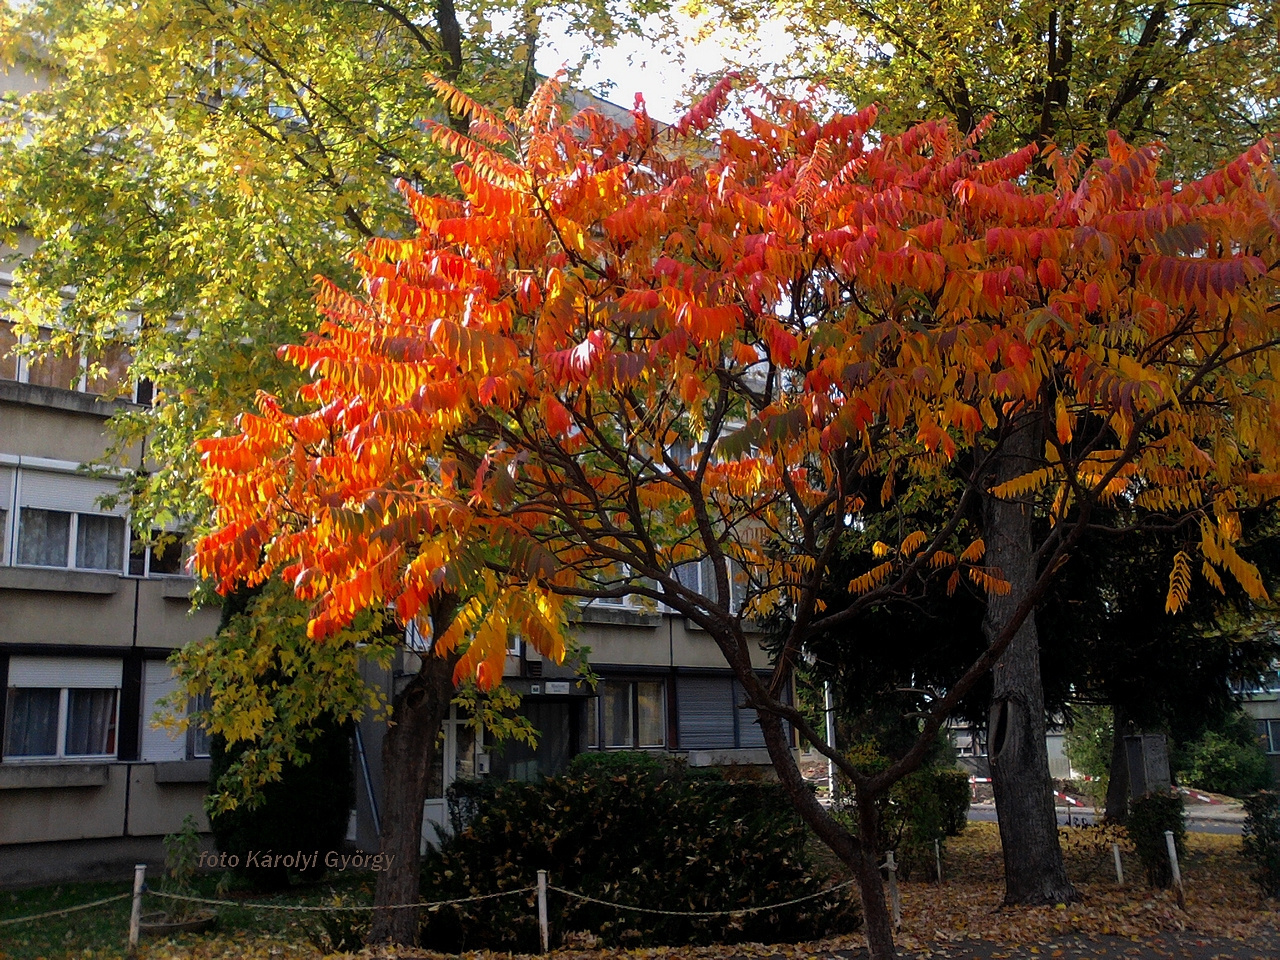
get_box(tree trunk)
[1105,704,1130,822]
[367,652,460,945]
[983,414,1076,905]
[853,789,897,960]
[755,704,897,959]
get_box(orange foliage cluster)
[195,76,1280,685]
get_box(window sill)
[154,759,211,783]
[157,577,197,600]
[0,379,138,416]
[0,761,112,789]
[685,748,772,767]
[0,567,122,594]
[573,606,663,628]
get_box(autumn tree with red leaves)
[196,78,1280,958]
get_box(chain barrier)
[0,892,132,927]
[548,878,857,918]
[146,886,536,912]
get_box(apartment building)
[0,271,222,885]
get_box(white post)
[1112,842,1124,886]
[1164,830,1185,909]
[824,681,837,805]
[934,838,943,883]
[885,850,901,928]
[127,863,146,954]
[537,869,549,953]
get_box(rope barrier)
[548,878,857,918]
[4,873,857,936]
[146,886,537,912]
[0,892,132,927]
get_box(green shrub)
[1243,790,1280,897]
[565,749,669,778]
[934,769,972,837]
[420,765,859,950]
[1178,726,1272,798]
[836,761,969,881]
[1126,792,1186,888]
[208,715,354,891]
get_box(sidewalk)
[969,801,1247,822]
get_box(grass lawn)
[0,870,376,960]
[1,824,1278,959]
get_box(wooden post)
[537,869,549,953]
[885,851,901,928]
[1164,830,1185,909]
[127,863,146,955]
[934,838,943,883]
[1112,842,1124,886]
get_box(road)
[967,803,1243,834]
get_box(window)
[17,508,70,566]
[676,674,784,751]
[0,465,13,565]
[128,531,189,577]
[586,679,666,749]
[76,514,125,570]
[16,508,124,570]
[3,657,122,760]
[188,691,212,759]
[139,661,209,762]
[0,319,18,380]
[10,469,129,572]
[1257,719,1280,755]
[672,558,747,615]
[0,319,139,397]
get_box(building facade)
[0,271,222,885]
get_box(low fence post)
[934,838,943,884]
[885,850,901,928]
[537,869,549,953]
[127,864,146,955]
[1164,830,1185,909]
[1112,842,1124,886]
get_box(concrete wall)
[0,377,220,884]
[0,762,208,845]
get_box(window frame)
[586,678,667,750]
[3,685,120,761]
[15,506,126,572]
[1258,718,1280,755]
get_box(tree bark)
[1105,704,1130,822]
[755,703,897,959]
[853,788,897,959]
[983,413,1076,905]
[367,651,460,945]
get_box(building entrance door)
[421,707,476,851]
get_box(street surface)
[967,802,1244,835]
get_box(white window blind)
[18,470,128,516]
[8,656,123,689]
[140,660,186,762]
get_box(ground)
[1,823,1277,960]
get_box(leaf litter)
[100,823,1278,960]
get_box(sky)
[534,12,792,122]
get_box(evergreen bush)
[420,761,859,950]
[208,715,354,891]
[1243,790,1280,897]
[1126,792,1185,888]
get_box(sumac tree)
[195,79,1280,958]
